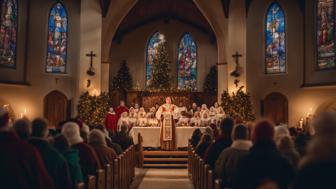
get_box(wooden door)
[44,90,69,128]
[263,92,288,124]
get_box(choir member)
[104,107,118,133]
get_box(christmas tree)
[78,92,112,126]
[149,41,171,90]
[111,60,133,93]
[203,65,218,95]
[220,86,255,121]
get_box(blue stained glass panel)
[177,33,197,90]
[265,3,286,74]
[317,0,336,69]
[46,2,67,73]
[146,32,165,86]
[0,0,17,68]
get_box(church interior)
[1,0,336,189]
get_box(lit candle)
[299,118,303,129]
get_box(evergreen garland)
[220,86,255,121]
[111,60,133,93]
[77,92,112,126]
[149,41,171,90]
[203,65,218,95]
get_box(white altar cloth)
[130,126,206,148]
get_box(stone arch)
[315,99,336,116]
[43,90,70,128]
[263,92,288,124]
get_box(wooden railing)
[76,145,136,189]
[188,142,222,189]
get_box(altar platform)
[130,126,206,148]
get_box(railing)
[188,141,222,189]
[76,145,136,189]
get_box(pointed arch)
[316,0,336,70]
[46,2,68,73]
[265,2,286,74]
[177,33,197,90]
[145,31,165,86]
[0,0,18,68]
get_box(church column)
[225,0,247,93]
[78,0,102,96]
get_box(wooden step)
[143,163,188,168]
[144,158,188,162]
[143,151,188,156]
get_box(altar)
[130,126,206,148]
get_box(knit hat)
[61,122,83,145]
[252,120,275,143]
[0,107,9,128]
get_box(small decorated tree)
[111,60,133,94]
[203,65,218,95]
[149,41,171,90]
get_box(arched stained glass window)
[146,32,165,86]
[177,33,197,90]
[317,0,336,69]
[46,2,68,73]
[0,0,18,68]
[265,3,286,74]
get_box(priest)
[156,97,179,150]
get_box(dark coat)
[232,142,294,189]
[0,132,53,189]
[72,142,101,178]
[106,137,123,155]
[29,138,72,189]
[293,161,336,189]
[61,149,84,185]
[91,144,118,166]
[204,134,232,169]
[113,132,134,150]
[195,142,211,159]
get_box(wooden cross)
[86,51,96,68]
[232,51,242,64]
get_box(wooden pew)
[76,182,85,189]
[207,170,214,189]
[203,164,209,189]
[105,164,113,189]
[113,158,120,189]
[96,169,105,189]
[138,133,144,168]
[214,179,222,189]
[87,175,96,189]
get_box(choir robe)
[156,103,179,150]
[115,106,129,119]
[105,112,118,133]
[0,131,53,189]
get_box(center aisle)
[130,168,194,189]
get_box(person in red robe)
[115,100,129,120]
[105,107,118,133]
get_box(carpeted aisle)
[130,168,194,189]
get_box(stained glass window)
[46,2,67,73]
[265,3,286,74]
[177,33,197,90]
[0,0,18,68]
[317,0,336,69]
[146,32,165,86]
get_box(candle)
[299,118,303,129]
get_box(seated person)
[117,112,129,131]
[195,134,213,159]
[137,107,148,127]
[201,111,211,127]
[190,112,201,127]
[128,107,138,127]
[147,107,159,127]
[200,104,208,116]
[209,106,217,124]
[189,102,198,117]
[113,124,134,150]
[177,112,190,126]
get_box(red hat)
[252,120,275,143]
[0,108,10,128]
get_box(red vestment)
[115,106,129,119]
[105,112,118,132]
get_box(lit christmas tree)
[111,60,133,94]
[149,41,171,90]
